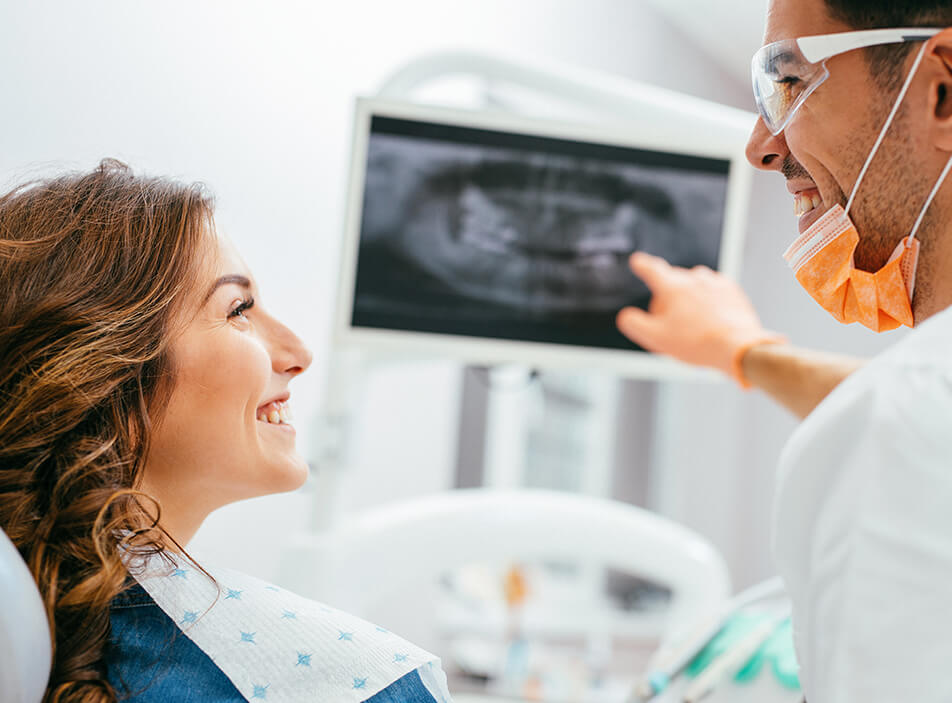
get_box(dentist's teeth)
[268,409,281,424]
[279,407,289,423]
[258,413,267,422]
[795,193,821,217]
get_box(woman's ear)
[929,29,952,150]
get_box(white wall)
[0,1,901,593]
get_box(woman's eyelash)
[229,297,255,318]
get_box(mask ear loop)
[900,153,952,303]
[845,42,931,216]
[906,152,952,244]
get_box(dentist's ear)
[929,28,952,150]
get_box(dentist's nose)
[746,117,789,172]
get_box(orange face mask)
[783,206,919,332]
[782,42,952,333]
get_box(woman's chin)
[250,454,310,497]
[274,456,310,492]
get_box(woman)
[0,160,451,702]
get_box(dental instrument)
[681,608,790,703]
[629,576,785,702]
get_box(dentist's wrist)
[731,334,788,389]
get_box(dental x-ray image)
[351,116,730,352]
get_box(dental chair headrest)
[0,528,51,703]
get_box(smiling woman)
[0,160,450,703]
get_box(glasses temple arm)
[796,27,941,64]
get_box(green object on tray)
[684,612,800,690]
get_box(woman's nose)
[268,317,313,376]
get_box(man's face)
[747,0,927,271]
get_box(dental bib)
[132,553,447,703]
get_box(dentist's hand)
[616,252,785,387]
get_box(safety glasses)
[752,27,942,135]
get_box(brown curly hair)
[0,159,215,701]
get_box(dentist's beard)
[781,154,812,183]
[779,150,918,275]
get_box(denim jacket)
[106,582,446,702]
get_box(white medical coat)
[773,304,952,702]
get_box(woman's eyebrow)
[203,274,252,304]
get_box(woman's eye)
[228,297,255,319]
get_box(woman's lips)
[257,406,296,434]
[256,400,293,425]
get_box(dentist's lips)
[794,188,824,233]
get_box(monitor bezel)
[334,96,752,381]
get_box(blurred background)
[0,2,903,700]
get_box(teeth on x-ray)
[352,117,729,351]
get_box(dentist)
[617,1,952,701]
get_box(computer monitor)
[335,97,752,379]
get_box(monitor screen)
[337,99,749,376]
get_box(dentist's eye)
[228,297,255,319]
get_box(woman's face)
[142,229,313,538]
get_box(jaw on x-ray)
[352,118,729,352]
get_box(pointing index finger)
[628,251,675,291]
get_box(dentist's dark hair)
[823,0,952,90]
[0,159,214,701]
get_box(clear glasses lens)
[751,39,829,134]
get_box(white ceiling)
[643,0,769,87]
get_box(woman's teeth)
[795,192,822,217]
[257,401,292,425]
